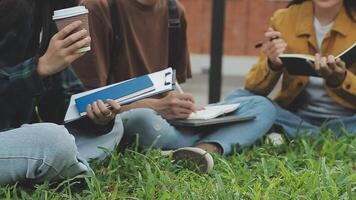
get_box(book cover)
[64,68,174,123]
[169,115,255,127]
[75,75,154,115]
[279,42,356,76]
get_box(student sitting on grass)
[233,0,356,138]
[0,0,123,186]
[73,0,278,173]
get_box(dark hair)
[0,0,34,65]
[0,0,78,65]
[288,0,356,22]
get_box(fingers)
[264,28,281,42]
[92,101,105,119]
[62,29,89,48]
[176,99,197,112]
[261,28,286,66]
[314,54,347,85]
[264,39,287,57]
[86,104,95,120]
[66,36,91,53]
[335,57,346,70]
[314,53,321,71]
[55,21,83,40]
[319,56,331,75]
[86,100,119,124]
[106,99,121,115]
[177,93,195,103]
[170,93,197,111]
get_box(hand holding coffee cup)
[53,6,91,53]
[37,6,91,77]
[38,20,91,77]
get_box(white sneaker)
[162,147,214,173]
[266,133,285,146]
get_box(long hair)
[288,0,356,22]
[0,0,34,65]
[0,0,78,66]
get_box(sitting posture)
[74,0,277,172]
[0,0,123,185]
[240,0,356,138]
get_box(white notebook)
[188,103,240,120]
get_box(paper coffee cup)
[53,6,90,53]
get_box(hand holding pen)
[256,27,287,69]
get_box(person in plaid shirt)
[0,0,123,185]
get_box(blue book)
[75,75,154,115]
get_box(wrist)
[146,98,159,111]
[268,59,283,71]
[38,56,51,77]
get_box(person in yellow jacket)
[232,0,355,138]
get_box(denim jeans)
[120,90,276,155]
[0,123,91,185]
[0,116,124,186]
[227,89,356,138]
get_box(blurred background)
[179,0,290,105]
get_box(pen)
[255,35,279,49]
[175,80,184,94]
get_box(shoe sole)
[172,147,214,173]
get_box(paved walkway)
[181,54,280,106]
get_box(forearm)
[244,56,282,96]
[121,98,159,112]
[0,57,46,96]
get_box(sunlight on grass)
[1,132,355,199]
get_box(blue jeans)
[120,90,276,155]
[0,123,91,185]
[227,89,356,138]
[0,116,124,186]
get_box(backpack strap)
[107,0,121,85]
[167,0,181,71]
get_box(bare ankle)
[194,143,222,154]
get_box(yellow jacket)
[244,1,356,110]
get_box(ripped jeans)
[120,90,276,155]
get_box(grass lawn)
[1,132,355,200]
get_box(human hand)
[262,28,287,69]
[86,99,121,125]
[38,21,91,77]
[313,54,347,86]
[152,91,197,120]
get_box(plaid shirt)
[0,56,85,130]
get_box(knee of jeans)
[32,123,78,165]
[225,88,256,101]
[122,108,170,148]
[123,108,162,135]
[239,96,277,124]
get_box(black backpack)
[107,0,181,84]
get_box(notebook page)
[188,103,240,120]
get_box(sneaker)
[266,133,285,146]
[171,147,214,173]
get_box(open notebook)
[188,103,240,120]
[169,103,256,126]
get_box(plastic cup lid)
[53,6,88,20]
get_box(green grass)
[1,133,355,200]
